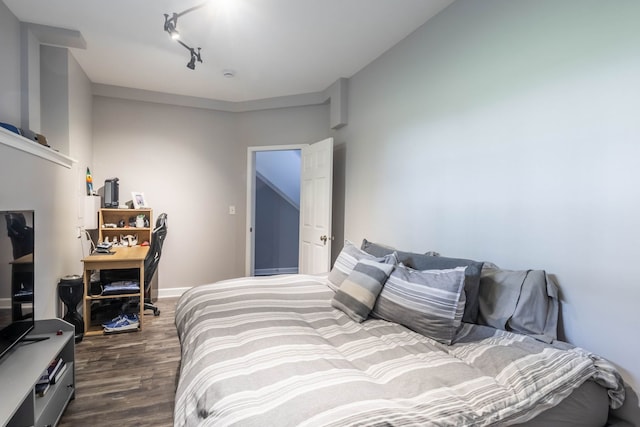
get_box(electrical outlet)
[228,205,236,215]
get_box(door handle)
[320,235,334,245]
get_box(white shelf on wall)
[0,126,77,169]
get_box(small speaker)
[104,178,119,208]
[58,275,84,343]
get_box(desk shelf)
[98,208,153,246]
[86,292,140,300]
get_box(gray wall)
[255,177,299,272]
[91,97,329,289]
[335,0,640,413]
[0,1,21,127]
[0,3,94,319]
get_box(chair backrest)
[5,213,34,259]
[144,213,168,289]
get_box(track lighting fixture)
[163,3,206,70]
[181,42,203,70]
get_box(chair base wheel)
[144,302,160,317]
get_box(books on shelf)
[44,357,64,381]
[35,381,50,397]
[50,362,68,385]
[35,356,67,396]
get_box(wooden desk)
[11,253,33,264]
[81,246,149,336]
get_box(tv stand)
[0,319,75,426]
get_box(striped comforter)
[174,274,624,427]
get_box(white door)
[299,138,334,274]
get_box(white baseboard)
[0,298,9,309]
[158,287,191,299]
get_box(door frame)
[245,144,307,276]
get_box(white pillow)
[327,240,397,291]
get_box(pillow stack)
[330,239,561,345]
[361,239,483,324]
[328,240,468,345]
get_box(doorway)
[246,139,334,276]
[246,146,305,276]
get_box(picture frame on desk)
[131,192,147,209]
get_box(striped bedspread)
[174,274,624,427]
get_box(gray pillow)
[359,239,397,258]
[478,267,559,343]
[361,239,483,324]
[331,259,395,323]
[372,264,467,345]
[327,240,397,291]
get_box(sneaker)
[101,313,136,328]
[103,314,139,332]
[101,314,125,328]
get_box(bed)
[174,241,625,426]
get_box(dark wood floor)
[59,298,181,427]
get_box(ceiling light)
[163,3,207,70]
[163,13,179,38]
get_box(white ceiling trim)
[24,22,86,49]
[92,82,327,113]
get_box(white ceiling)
[3,0,454,103]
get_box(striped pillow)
[372,265,467,345]
[331,259,395,322]
[327,240,397,291]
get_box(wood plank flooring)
[59,298,181,427]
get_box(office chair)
[5,213,33,259]
[100,213,168,316]
[142,213,168,315]
[5,213,35,320]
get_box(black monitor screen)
[0,210,35,360]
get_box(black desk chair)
[142,213,168,315]
[100,213,168,316]
[5,213,33,259]
[5,213,34,320]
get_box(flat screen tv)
[0,210,35,361]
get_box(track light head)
[163,13,179,39]
[186,47,203,70]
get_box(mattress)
[519,379,608,426]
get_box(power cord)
[78,228,96,258]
